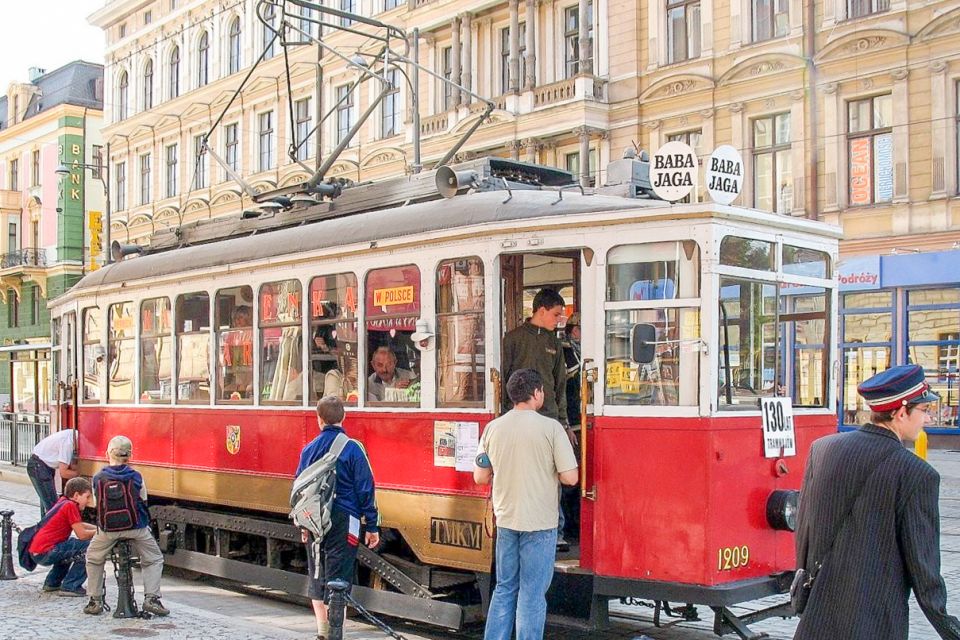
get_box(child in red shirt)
[29,476,97,596]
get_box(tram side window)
[140,297,172,403]
[216,286,254,403]
[176,292,211,404]
[260,280,303,405]
[437,257,485,407]
[309,273,359,405]
[107,302,136,403]
[365,265,421,405]
[718,278,778,407]
[605,242,700,406]
[82,307,102,403]
[781,289,829,408]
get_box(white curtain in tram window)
[270,326,303,401]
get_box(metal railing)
[0,414,50,465]
[0,248,47,269]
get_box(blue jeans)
[484,528,557,640]
[34,538,89,591]
[27,455,57,517]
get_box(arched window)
[197,31,209,87]
[143,58,153,110]
[169,46,180,99]
[228,17,241,74]
[117,71,129,120]
[262,4,276,59]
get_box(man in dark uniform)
[795,364,960,640]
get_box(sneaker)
[142,596,170,617]
[41,584,60,593]
[83,597,105,615]
[59,587,87,598]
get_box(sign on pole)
[760,397,796,458]
[706,145,744,205]
[651,141,698,202]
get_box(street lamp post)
[55,141,111,269]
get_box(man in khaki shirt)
[474,369,578,640]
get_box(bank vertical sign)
[57,125,85,267]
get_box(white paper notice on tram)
[760,397,796,458]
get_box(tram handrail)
[580,359,596,500]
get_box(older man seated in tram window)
[367,346,416,402]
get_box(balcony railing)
[1,248,47,269]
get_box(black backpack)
[17,499,68,572]
[97,477,139,532]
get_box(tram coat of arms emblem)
[226,425,241,455]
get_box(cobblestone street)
[2,450,960,639]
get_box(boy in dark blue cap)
[794,364,960,640]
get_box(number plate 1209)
[717,545,750,571]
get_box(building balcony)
[1,248,46,269]
[0,189,21,212]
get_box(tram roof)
[65,189,839,299]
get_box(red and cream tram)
[49,158,840,637]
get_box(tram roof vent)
[597,148,660,200]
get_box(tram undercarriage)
[151,502,795,639]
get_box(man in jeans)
[474,369,578,640]
[27,428,80,516]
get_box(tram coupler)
[111,540,141,619]
[0,510,16,580]
[326,578,351,640]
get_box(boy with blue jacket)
[83,435,169,617]
[296,396,379,640]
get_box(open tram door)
[52,311,79,431]
[496,248,599,576]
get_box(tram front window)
[365,265,421,405]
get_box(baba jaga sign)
[651,141,698,202]
[705,145,744,205]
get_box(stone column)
[577,0,592,75]
[821,82,840,212]
[891,68,910,202]
[524,0,537,90]
[450,17,462,109]
[509,0,521,93]
[576,126,591,187]
[461,13,473,106]
[509,140,522,160]
[522,138,541,163]
[930,61,949,197]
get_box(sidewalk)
[0,475,430,640]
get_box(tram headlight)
[765,489,799,532]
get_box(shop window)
[260,280,303,404]
[848,94,893,206]
[309,273,359,405]
[82,307,102,403]
[719,236,775,271]
[365,265,421,405]
[107,302,135,402]
[140,297,172,403]
[216,286,253,403]
[907,288,960,428]
[841,291,893,426]
[781,290,829,407]
[605,242,700,406]
[437,258,485,407]
[175,292,210,404]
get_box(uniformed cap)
[857,364,939,412]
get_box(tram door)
[499,250,584,549]
[58,312,77,430]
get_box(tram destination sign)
[760,397,796,458]
[705,145,744,205]
[651,141,698,202]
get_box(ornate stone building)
[90,0,960,433]
[0,61,105,419]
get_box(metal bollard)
[0,510,16,580]
[111,540,140,619]
[326,579,351,640]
